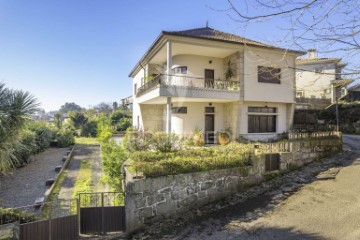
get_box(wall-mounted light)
[209,103,212,106]
[209,60,212,64]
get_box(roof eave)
[296,58,341,65]
[129,31,306,78]
[163,31,306,55]
[128,32,167,78]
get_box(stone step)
[55,165,62,172]
[45,179,55,186]
[62,155,67,161]
[34,197,44,208]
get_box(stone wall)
[124,138,342,232]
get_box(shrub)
[26,121,54,152]
[55,129,75,147]
[128,142,252,177]
[0,208,36,225]
[101,141,128,191]
[80,120,98,137]
[115,117,132,132]
[151,132,182,152]
[123,127,152,152]
[96,114,113,143]
[69,111,88,129]
[191,128,204,146]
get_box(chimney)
[308,49,317,59]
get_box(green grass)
[42,170,68,218]
[75,137,99,145]
[72,160,92,198]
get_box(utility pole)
[335,95,339,132]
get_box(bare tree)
[223,0,360,79]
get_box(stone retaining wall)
[124,138,342,232]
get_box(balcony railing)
[121,96,133,106]
[136,74,240,97]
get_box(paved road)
[156,135,360,240]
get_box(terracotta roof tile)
[163,27,274,48]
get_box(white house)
[296,49,353,109]
[129,27,305,142]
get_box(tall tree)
[223,0,360,79]
[59,102,83,114]
[0,83,39,171]
[112,101,118,111]
[94,102,113,115]
[69,111,88,129]
[54,112,62,129]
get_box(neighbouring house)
[120,96,133,110]
[340,84,360,102]
[129,26,305,142]
[295,49,353,110]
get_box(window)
[296,90,304,98]
[248,107,277,133]
[248,115,276,133]
[248,107,277,113]
[258,66,281,84]
[314,67,323,73]
[172,66,187,74]
[134,83,137,95]
[323,89,331,94]
[171,107,187,114]
[265,154,280,171]
[205,107,215,113]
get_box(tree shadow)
[141,137,360,239]
[235,226,327,240]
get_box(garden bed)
[127,143,252,177]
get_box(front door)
[205,69,215,88]
[205,114,215,144]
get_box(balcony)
[136,74,240,103]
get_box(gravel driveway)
[138,135,360,240]
[0,148,69,208]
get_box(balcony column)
[166,41,172,82]
[166,97,172,133]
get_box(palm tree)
[0,83,39,171]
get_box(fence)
[0,192,125,240]
[79,192,126,235]
[254,142,291,153]
[0,199,78,240]
[288,131,342,140]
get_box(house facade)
[341,84,360,102]
[295,49,353,109]
[129,27,304,142]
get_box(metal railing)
[78,192,124,208]
[288,131,342,140]
[136,74,240,97]
[121,96,133,106]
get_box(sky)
[0,0,356,111]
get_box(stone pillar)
[166,41,172,82]
[286,103,295,131]
[166,97,172,133]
